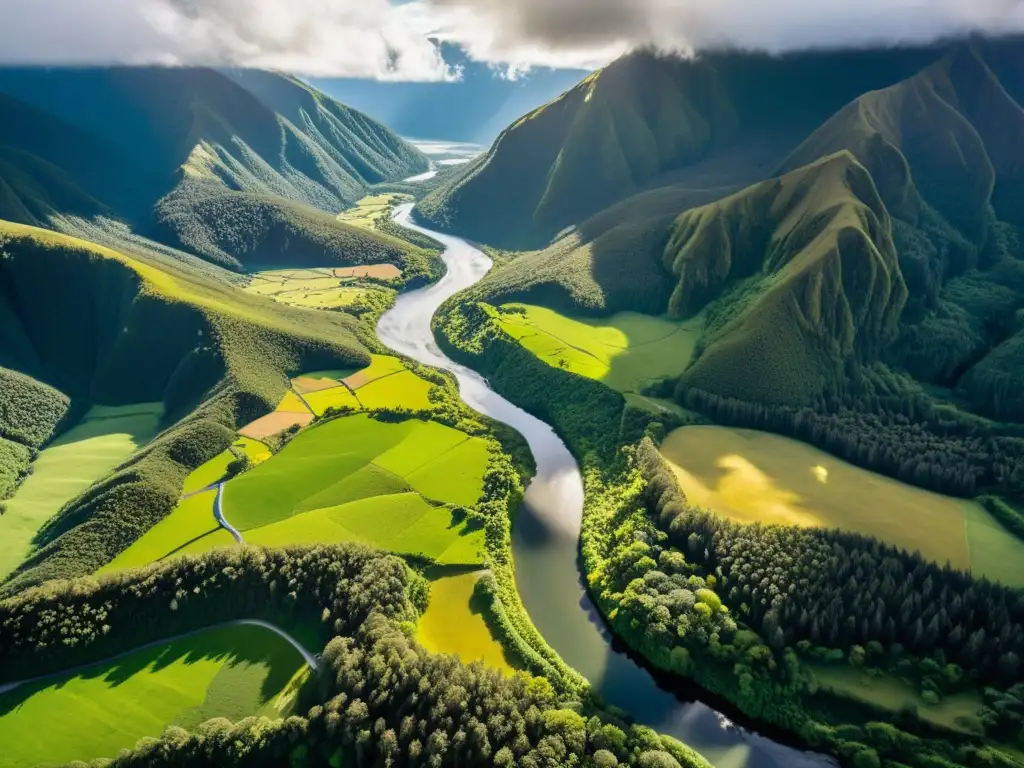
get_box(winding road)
[0,619,318,697]
[214,482,244,543]
[379,203,835,768]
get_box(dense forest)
[0,543,712,768]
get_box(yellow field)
[496,304,702,393]
[244,264,395,311]
[417,572,515,673]
[661,426,1024,586]
[336,194,397,229]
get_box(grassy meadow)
[0,404,162,580]
[810,663,984,735]
[107,413,489,570]
[495,304,701,394]
[0,623,307,768]
[245,265,398,311]
[661,426,1024,586]
[417,572,516,673]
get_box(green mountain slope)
[665,152,906,404]
[0,68,428,269]
[417,46,942,247]
[0,221,370,591]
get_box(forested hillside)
[417,45,944,247]
[0,67,428,269]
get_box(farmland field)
[495,304,702,393]
[417,572,515,673]
[0,403,162,579]
[244,264,395,310]
[661,426,1024,585]
[0,623,307,768]
[181,437,270,495]
[104,414,489,570]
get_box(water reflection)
[378,204,836,768]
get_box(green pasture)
[0,403,162,580]
[355,370,435,411]
[418,572,516,672]
[226,415,486,530]
[182,437,269,495]
[244,493,484,565]
[99,490,220,574]
[495,303,702,393]
[661,426,1024,586]
[810,663,984,734]
[101,414,489,570]
[0,623,307,768]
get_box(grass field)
[105,414,489,570]
[181,438,270,495]
[245,493,484,565]
[661,426,1024,585]
[0,404,162,580]
[810,663,984,734]
[336,194,394,230]
[0,623,306,768]
[417,572,515,673]
[496,304,702,394]
[245,264,395,310]
[98,490,221,573]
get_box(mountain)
[451,38,1024,416]
[307,44,590,145]
[0,67,428,269]
[417,46,944,248]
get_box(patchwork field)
[810,664,984,734]
[107,414,490,570]
[244,265,396,310]
[496,304,702,393]
[0,403,162,580]
[335,193,394,230]
[661,426,1024,586]
[417,572,515,673]
[0,623,308,768]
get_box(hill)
[0,68,429,269]
[0,221,370,592]
[416,46,943,248]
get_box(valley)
[2,32,1024,768]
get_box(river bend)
[378,203,833,768]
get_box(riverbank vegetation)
[435,295,1024,768]
[0,543,714,767]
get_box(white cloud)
[0,0,1021,79]
[0,0,456,80]
[420,0,1024,71]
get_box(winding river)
[378,204,834,768]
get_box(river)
[377,203,834,768]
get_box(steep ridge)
[665,152,906,404]
[417,46,944,247]
[0,68,428,269]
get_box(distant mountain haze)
[308,47,589,144]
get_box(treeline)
[0,544,414,682]
[4,542,712,768]
[638,439,1024,686]
[680,383,1024,501]
[106,614,710,768]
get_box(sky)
[0,0,1021,80]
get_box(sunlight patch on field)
[496,303,702,394]
[418,572,516,673]
[661,426,1024,585]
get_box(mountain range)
[427,37,1024,420]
